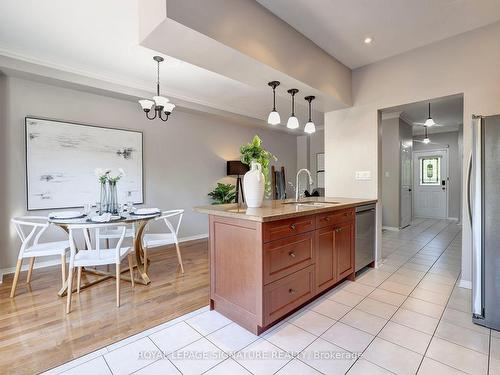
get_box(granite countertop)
[194,197,377,222]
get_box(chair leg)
[10,259,22,298]
[61,254,66,286]
[128,254,135,288]
[26,257,35,283]
[175,243,185,273]
[66,266,74,314]
[143,248,148,274]
[77,267,82,293]
[116,263,120,307]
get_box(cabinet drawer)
[263,215,315,242]
[263,265,315,326]
[264,232,315,284]
[316,208,354,229]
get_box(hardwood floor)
[0,239,209,375]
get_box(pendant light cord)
[156,60,160,97]
[273,87,276,111]
[291,92,295,116]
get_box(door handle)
[467,152,473,225]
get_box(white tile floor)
[42,218,500,375]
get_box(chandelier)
[138,56,175,122]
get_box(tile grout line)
[287,220,458,374]
[340,222,461,373]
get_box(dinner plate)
[131,208,160,216]
[49,211,85,219]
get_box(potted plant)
[240,135,277,207]
[208,183,236,205]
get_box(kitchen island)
[194,197,377,334]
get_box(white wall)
[325,22,500,285]
[297,130,325,191]
[381,117,400,228]
[413,131,461,220]
[0,76,298,270]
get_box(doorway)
[413,149,449,218]
[380,94,463,235]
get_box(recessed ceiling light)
[364,37,373,44]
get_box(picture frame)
[25,117,144,211]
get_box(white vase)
[243,161,265,208]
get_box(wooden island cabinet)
[195,197,376,334]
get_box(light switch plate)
[355,171,372,180]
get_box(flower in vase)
[95,168,110,184]
[108,168,126,183]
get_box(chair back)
[11,217,49,258]
[67,223,127,264]
[155,209,184,239]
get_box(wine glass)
[83,203,92,216]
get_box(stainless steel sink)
[282,201,340,207]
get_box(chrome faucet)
[295,169,313,201]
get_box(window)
[420,157,441,185]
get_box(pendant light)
[304,96,316,134]
[267,81,281,125]
[138,56,175,122]
[423,126,431,144]
[286,89,299,129]
[424,102,436,127]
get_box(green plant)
[240,135,277,197]
[208,183,236,204]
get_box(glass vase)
[107,181,119,214]
[99,181,108,214]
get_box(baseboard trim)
[458,279,472,289]
[447,217,459,221]
[0,233,208,283]
[382,226,400,232]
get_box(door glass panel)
[420,157,441,185]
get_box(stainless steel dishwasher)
[355,204,376,272]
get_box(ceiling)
[382,94,464,136]
[0,0,322,130]
[256,0,500,68]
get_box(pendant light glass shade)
[153,95,170,109]
[163,103,176,114]
[304,121,316,134]
[424,118,436,126]
[424,102,435,126]
[304,96,316,134]
[423,137,431,144]
[287,116,299,129]
[286,88,299,130]
[267,110,280,125]
[139,99,155,111]
[267,81,281,125]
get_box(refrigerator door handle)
[471,115,483,318]
[466,152,473,225]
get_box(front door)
[413,150,448,219]
[400,145,412,228]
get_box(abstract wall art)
[25,117,143,210]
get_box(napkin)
[90,213,112,222]
[134,208,160,215]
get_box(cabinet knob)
[290,224,296,230]
[288,288,296,295]
[288,251,296,258]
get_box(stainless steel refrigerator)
[469,114,500,330]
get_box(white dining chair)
[142,209,185,274]
[10,216,70,298]
[66,223,134,313]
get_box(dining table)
[49,211,161,297]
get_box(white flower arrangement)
[94,168,125,183]
[95,168,111,184]
[108,168,126,183]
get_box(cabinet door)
[315,225,337,293]
[336,222,354,279]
